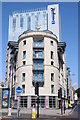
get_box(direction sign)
[16,86,22,95]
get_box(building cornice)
[18,31,58,43]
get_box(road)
[70,102,80,118]
[0,103,80,120]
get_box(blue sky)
[2,2,78,89]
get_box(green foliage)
[75,88,80,98]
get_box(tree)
[75,88,80,98]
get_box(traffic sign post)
[16,86,22,118]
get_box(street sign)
[16,86,22,95]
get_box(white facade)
[6,30,66,108]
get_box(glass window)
[51,73,54,82]
[23,61,26,65]
[51,61,54,66]
[33,51,43,58]
[23,40,26,45]
[33,60,44,70]
[23,51,26,59]
[22,73,25,82]
[50,41,53,46]
[22,85,25,93]
[13,18,16,31]
[33,72,43,81]
[51,51,54,60]
[20,16,23,28]
[27,16,31,30]
[33,39,44,48]
[51,85,54,94]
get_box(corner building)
[16,30,66,108]
[5,4,68,108]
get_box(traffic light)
[58,89,60,98]
[60,88,62,98]
[58,88,62,98]
[35,82,39,95]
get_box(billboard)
[2,88,10,108]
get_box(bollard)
[8,108,11,116]
[32,105,36,119]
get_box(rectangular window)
[51,51,54,60]
[33,60,44,70]
[51,85,54,94]
[20,16,23,28]
[13,18,16,31]
[50,41,53,46]
[33,72,43,81]
[33,39,44,48]
[22,85,25,93]
[51,73,54,82]
[33,51,43,59]
[23,61,26,65]
[51,61,54,66]
[27,16,31,30]
[23,51,26,59]
[22,73,25,82]
[23,40,26,45]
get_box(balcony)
[33,53,44,59]
[33,65,44,71]
[33,43,44,48]
[33,77,44,82]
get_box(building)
[8,4,60,42]
[5,30,66,108]
[5,4,69,108]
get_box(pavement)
[0,107,72,118]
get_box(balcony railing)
[33,65,44,70]
[33,43,44,48]
[33,78,44,81]
[33,54,44,59]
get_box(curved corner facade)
[16,31,60,108]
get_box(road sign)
[16,86,22,95]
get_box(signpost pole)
[16,86,22,118]
[17,95,20,118]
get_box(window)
[51,85,54,94]
[23,40,26,45]
[23,61,26,65]
[51,61,54,66]
[33,60,44,70]
[33,51,43,58]
[50,41,53,46]
[51,73,54,82]
[51,51,54,60]
[23,51,26,59]
[22,73,25,82]
[13,18,16,31]
[27,16,31,30]
[33,72,43,81]
[22,85,25,93]
[20,16,23,28]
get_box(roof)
[19,29,57,39]
[8,41,18,49]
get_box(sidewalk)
[0,107,72,117]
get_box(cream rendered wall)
[39,37,59,96]
[17,37,35,96]
[17,32,59,97]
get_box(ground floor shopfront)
[19,96,59,109]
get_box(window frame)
[51,73,54,82]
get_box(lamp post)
[64,90,66,114]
